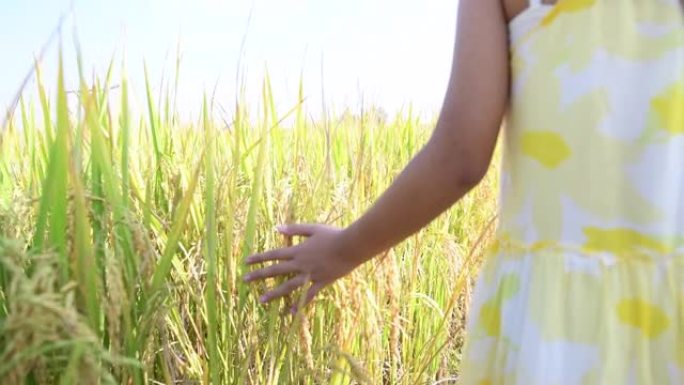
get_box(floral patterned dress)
[459,0,684,384]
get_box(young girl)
[244,0,684,382]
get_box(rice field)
[0,51,499,384]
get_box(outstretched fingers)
[260,274,308,304]
[277,223,320,237]
[246,246,296,265]
[243,262,297,282]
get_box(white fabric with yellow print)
[459,0,684,384]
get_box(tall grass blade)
[202,95,221,385]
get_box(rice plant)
[0,50,498,384]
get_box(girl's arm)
[244,0,510,310]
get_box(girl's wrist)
[337,225,375,266]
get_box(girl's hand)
[243,224,364,313]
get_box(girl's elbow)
[454,158,490,188]
[427,134,493,189]
[431,133,497,189]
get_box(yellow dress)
[459,1,684,384]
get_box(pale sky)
[1,0,459,121]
